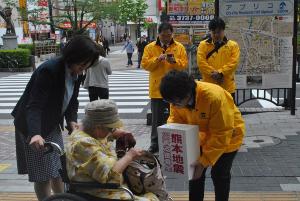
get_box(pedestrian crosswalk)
[110,50,138,55]
[0,70,150,119]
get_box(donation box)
[158,123,200,189]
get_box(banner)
[167,0,188,15]
[38,0,48,7]
[193,28,208,44]
[188,0,215,15]
[173,28,190,45]
[220,0,294,89]
[59,21,97,29]
[167,0,215,23]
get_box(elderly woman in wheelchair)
[44,100,159,201]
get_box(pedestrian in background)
[96,35,103,46]
[136,35,148,69]
[122,36,134,67]
[102,37,110,55]
[141,22,188,153]
[197,17,240,99]
[59,36,66,53]
[160,70,245,201]
[84,45,112,101]
[11,35,100,201]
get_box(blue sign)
[220,0,294,17]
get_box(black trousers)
[189,151,237,201]
[150,99,169,148]
[127,53,133,65]
[88,87,109,101]
[137,51,143,68]
[105,47,109,55]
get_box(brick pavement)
[1,192,300,201]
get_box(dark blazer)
[11,57,81,139]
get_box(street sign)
[220,0,294,17]
[220,0,294,89]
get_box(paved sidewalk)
[1,110,300,193]
[34,45,141,72]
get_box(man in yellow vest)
[142,22,188,153]
[197,17,240,99]
[160,70,245,201]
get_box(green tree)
[118,0,135,25]
[93,1,121,43]
[20,0,117,37]
[118,0,148,37]
[134,0,148,38]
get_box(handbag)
[123,151,170,201]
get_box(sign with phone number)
[168,15,214,24]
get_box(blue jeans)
[127,53,133,65]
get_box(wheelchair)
[43,142,134,201]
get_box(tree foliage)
[18,0,121,36]
[118,0,148,24]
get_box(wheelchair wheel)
[43,193,88,201]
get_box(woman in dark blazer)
[11,35,100,201]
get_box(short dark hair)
[160,70,196,102]
[209,17,226,31]
[62,35,100,67]
[158,22,173,33]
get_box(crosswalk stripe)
[0,91,149,96]
[0,96,149,101]
[109,50,138,55]
[6,70,145,75]
[0,108,144,114]
[0,83,149,87]
[78,108,143,113]
[0,102,149,107]
[2,75,149,78]
[0,81,149,84]
[0,70,150,116]
[0,77,149,81]
[0,87,149,91]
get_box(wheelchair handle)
[44,141,64,156]
[120,186,135,201]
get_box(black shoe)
[148,145,159,154]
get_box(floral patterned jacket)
[66,130,159,201]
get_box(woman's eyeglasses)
[106,127,116,133]
[163,93,192,107]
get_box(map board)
[220,0,295,89]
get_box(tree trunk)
[48,0,55,34]
[137,19,141,38]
